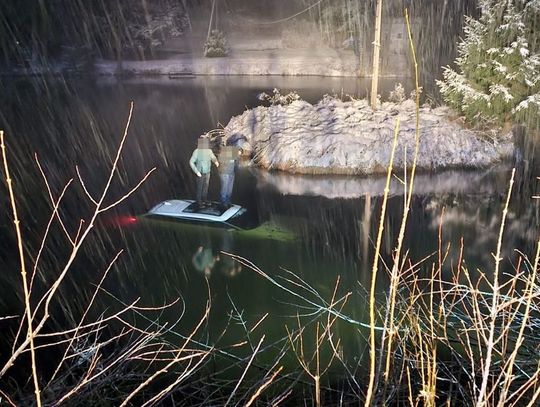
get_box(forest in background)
[0,0,476,85]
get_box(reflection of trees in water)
[423,191,540,275]
[254,175,540,289]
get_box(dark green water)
[0,76,539,396]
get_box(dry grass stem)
[365,117,401,405]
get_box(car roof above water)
[148,199,244,223]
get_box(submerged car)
[148,199,247,227]
[142,199,295,241]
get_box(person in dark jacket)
[218,144,240,208]
[189,137,219,206]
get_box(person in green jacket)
[189,137,219,207]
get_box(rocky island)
[223,96,514,175]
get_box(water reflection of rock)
[251,166,512,198]
[252,164,540,277]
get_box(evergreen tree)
[203,29,228,57]
[438,0,540,127]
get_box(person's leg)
[219,173,227,205]
[196,175,204,205]
[201,173,210,203]
[225,173,235,205]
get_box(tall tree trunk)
[207,0,216,41]
[182,0,192,32]
[370,0,383,109]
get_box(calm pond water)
[0,76,539,391]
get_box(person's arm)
[189,150,201,176]
[211,150,219,167]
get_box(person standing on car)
[189,136,218,207]
[218,144,240,209]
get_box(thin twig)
[0,130,42,406]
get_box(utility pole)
[370,0,383,109]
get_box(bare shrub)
[258,88,300,106]
[0,105,215,406]
[388,83,406,103]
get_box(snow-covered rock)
[223,98,514,175]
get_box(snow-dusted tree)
[204,29,228,57]
[93,0,190,62]
[438,0,540,127]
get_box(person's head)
[198,137,210,149]
[226,136,245,155]
[220,145,235,160]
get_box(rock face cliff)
[223,98,514,175]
